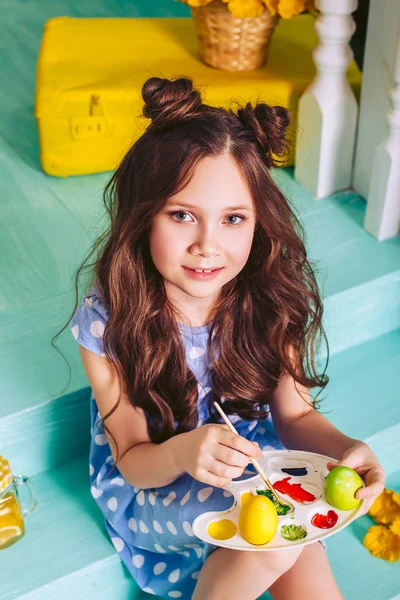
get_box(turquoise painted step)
[315,327,400,477]
[0,455,154,600]
[1,455,399,600]
[324,495,400,600]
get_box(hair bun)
[142,77,202,128]
[237,102,291,166]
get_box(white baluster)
[364,30,400,241]
[294,0,358,199]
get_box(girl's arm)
[269,362,385,512]
[269,372,357,461]
[80,345,186,489]
[116,438,188,489]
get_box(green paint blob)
[280,524,307,541]
[256,489,291,515]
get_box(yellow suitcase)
[34,16,362,177]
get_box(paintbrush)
[213,401,286,507]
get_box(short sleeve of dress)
[70,287,110,357]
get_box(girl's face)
[149,154,256,324]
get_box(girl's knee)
[258,546,304,577]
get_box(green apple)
[324,466,364,511]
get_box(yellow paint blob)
[207,519,237,540]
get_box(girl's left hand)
[326,441,386,516]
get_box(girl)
[69,77,385,600]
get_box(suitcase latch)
[70,95,109,140]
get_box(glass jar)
[0,456,37,549]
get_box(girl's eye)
[170,211,192,222]
[225,214,246,225]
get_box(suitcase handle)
[70,94,109,140]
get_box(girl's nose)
[190,228,221,258]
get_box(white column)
[364,29,400,241]
[294,0,358,199]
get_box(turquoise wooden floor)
[1,1,400,598]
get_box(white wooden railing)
[294,0,400,241]
[364,27,400,241]
[294,0,358,199]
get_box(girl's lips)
[182,266,224,280]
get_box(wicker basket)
[190,0,279,72]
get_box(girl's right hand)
[173,424,263,488]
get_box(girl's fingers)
[212,458,244,480]
[356,466,385,499]
[356,482,384,499]
[197,467,231,489]
[357,502,372,517]
[215,443,251,468]
[326,461,338,471]
[220,430,261,459]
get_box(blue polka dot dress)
[70,287,285,599]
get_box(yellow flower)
[262,0,279,15]
[363,525,400,562]
[262,0,315,18]
[180,0,316,18]
[280,0,307,18]
[183,0,214,6]
[390,519,400,537]
[225,0,265,18]
[369,489,400,525]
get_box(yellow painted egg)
[238,494,278,545]
[241,491,254,506]
[207,519,237,540]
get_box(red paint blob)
[273,477,317,504]
[311,510,339,529]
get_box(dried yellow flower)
[262,0,279,16]
[279,0,306,18]
[262,0,315,18]
[369,489,400,525]
[363,525,400,562]
[184,0,213,6]
[390,519,400,537]
[225,0,265,18]
[179,0,316,18]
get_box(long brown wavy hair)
[55,76,329,462]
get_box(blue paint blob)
[281,467,308,476]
